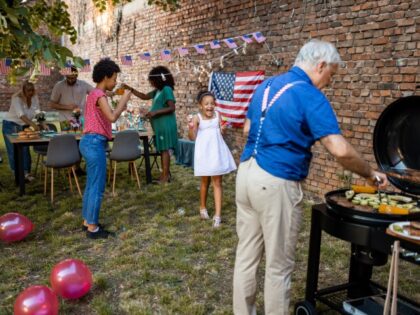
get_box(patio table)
[7,129,155,196]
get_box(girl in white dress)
[188,91,237,227]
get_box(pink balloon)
[0,212,34,243]
[14,285,59,315]
[50,259,92,299]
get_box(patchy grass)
[0,145,419,314]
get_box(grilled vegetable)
[351,185,377,194]
[345,190,355,200]
[378,204,409,215]
[388,195,413,203]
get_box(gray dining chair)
[44,134,82,203]
[33,123,58,177]
[109,130,142,196]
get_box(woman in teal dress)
[123,66,178,183]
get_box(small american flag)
[80,59,91,72]
[253,32,266,43]
[0,58,12,75]
[194,44,206,54]
[241,34,254,44]
[210,40,221,49]
[209,71,265,128]
[39,63,51,76]
[177,47,189,57]
[161,50,172,61]
[223,38,238,49]
[60,63,72,75]
[121,55,133,66]
[139,52,151,62]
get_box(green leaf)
[43,47,54,61]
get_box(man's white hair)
[294,39,342,67]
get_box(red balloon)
[50,259,92,299]
[0,212,34,243]
[14,285,59,315]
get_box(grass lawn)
[0,140,419,314]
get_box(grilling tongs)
[375,175,389,204]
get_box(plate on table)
[389,221,420,241]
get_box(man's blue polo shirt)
[241,66,341,181]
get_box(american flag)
[121,55,133,66]
[139,52,151,62]
[39,63,51,76]
[80,59,91,72]
[60,64,72,75]
[194,44,206,54]
[161,50,172,61]
[253,32,266,43]
[223,38,238,49]
[0,58,12,75]
[210,40,221,49]
[241,34,254,44]
[177,47,189,57]
[209,71,264,128]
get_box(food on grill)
[378,204,409,215]
[340,190,420,214]
[351,185,377,194]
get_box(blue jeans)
[79,134,108,225]
[2,120,31,173]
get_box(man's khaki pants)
[233,158,304,315]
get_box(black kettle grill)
[294,95,420,315]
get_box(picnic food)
[18,129,40,140]
[407,221,420,236]
[351,185,377,194]
[345,190,420,214]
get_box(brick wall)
[63,0,420,199]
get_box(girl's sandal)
[213,216,221,228]
[200,208,210,220]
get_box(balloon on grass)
[50,259,93,299]
[0,212,33,243]
[14,285,59,315]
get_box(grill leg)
[305,206,322,305]
[348,244,374,299]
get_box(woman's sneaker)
[200,208,210,220]
[213,216,221,228]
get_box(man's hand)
[368,170,388,188]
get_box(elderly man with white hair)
[233,39,388,315]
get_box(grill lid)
[373,95,420,195]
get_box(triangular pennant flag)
[139,52,151,62]
[161,50,172,61]
[194,44,206,54]
[177,47,189,57]
[252,32,266,43]
[223,38,238,49]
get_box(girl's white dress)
[194,112,237,176]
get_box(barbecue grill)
[294,95,420,314]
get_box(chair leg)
[34,154,40,177]
[68,168,73,192]
[51,168,54,203]
[107,159,112,185]
[112,161,117,197]
[71,166,82,198]
[133,161,141,189]
[44,167,48,196]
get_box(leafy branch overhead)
[0,0,179,83]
